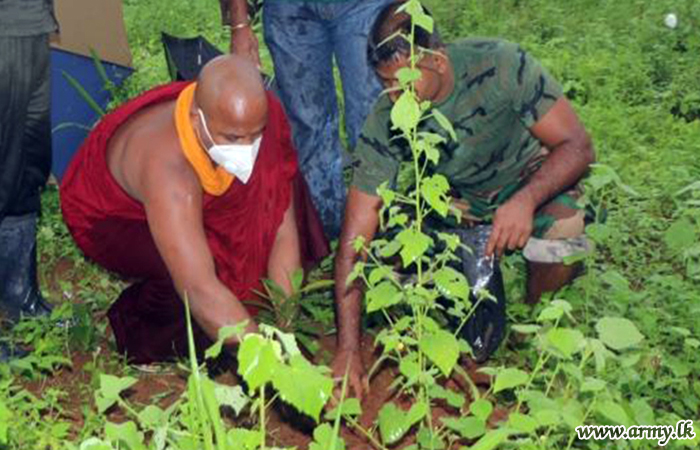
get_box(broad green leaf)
[379,239,403,258]
[664,218,697,254]
[79,439,114,450]
[403,0,434,33]
[511,324,541,334]
[397,228,433,267]
[432,109,457,141]
[419,328,460,377]
[271,355,333,421]
[377,401,427,445]
[433,266,469,301]
[580,377,606,393]
[533,409,561,427]
[309,423,346,450]
[442,417,486,439]
[346,261,365,286]
[105,421,146,450]
[508,413,538,434]
[99,374,138,400]
[215,384,249,416]
[561,399,585,429]
[470,398,494,421]
[378,403,409,445]
[596,400,632,426]
[421,174,450,217]
[396,67,422,85]
[227,428,259,450]
[0,401,9,444]
[428,384,465,409]
[205,323,246,359]
[391,92,421,134]
[369,266,395,286]
[537,305,564,322]
[493,368,529,393]
[399,357,421,380]
[95,374,138,413]
[366,281,402,313]
[437,232,460,251]
[138,405,166,428]
[596,317,644,351]
[467,429,510,450]
[237,334,280,390]
[630,398,655,425]
[324,398,362,420]
[545,328,585,359]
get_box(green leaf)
[378,403,409,445]
[421,174,450,217]
[369,266,395,286]
[105,421,146,450]
[79,438,114,450]
[438,232,460,251]
[595,317,644,351]
[95,374,138,413]
[664,218,697,254]
[237,334,280,390]
[138,405,166,428]
[580,377,606,393]
[470,399,494,421]
[468,429,510,450]
[596,400,632,426]
[545,328,585,359]
[433,266,470,301]
[205,322,246,359]
[379,239,403,258]
[511,324,541,334]
[324,398,362,420]
[396,67,422,85]
[309,423,346,450]
[493,368,529,393]
[428,384,465,409]
[432,109,457,141]
[397,228,433,267]
[508,413,538,434]
[271,355,333,421]
[227,428,259,450]
[403,0,434,33]
[419,328,460,377]
[0,401,9,444]
[537,305,564,322]
[377,401,427,445]
[391,92,421,134]
[366,281,402,313]
[442,417,486,439]
[215,384,249,416]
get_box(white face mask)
[197,108,262,184]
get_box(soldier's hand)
[486,194,535,257]
[230,25,261,67]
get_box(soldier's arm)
[486,98,594,256]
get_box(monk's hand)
[486,193,536,257]
[330,348,369,403]
[230,25,261,67]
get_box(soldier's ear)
[432,50,449,74]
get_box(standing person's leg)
[263,1,346,239]
[331,0,391,150]
[0,34,52,320]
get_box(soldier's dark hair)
[368,2,443,69]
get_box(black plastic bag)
[450,225,507,363]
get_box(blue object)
[50,48,133,181]
[263,0,393,238]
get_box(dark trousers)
[0,33,52,221]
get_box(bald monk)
[61,55,327,363]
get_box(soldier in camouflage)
[332,3,595,398]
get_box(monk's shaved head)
[194,54,267,141]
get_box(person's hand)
[486,193,536,257]
[330,348,369,402]
[230,25,261,67]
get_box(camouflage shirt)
[351,38,564,218]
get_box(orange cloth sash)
[174,83,234,195]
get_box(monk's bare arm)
[139,162,257,342]
[267,200,302,297]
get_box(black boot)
[0,213,53,323]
